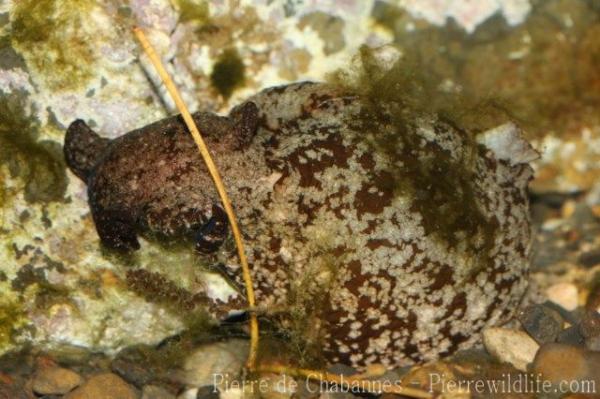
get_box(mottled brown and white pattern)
[64,81,536,369]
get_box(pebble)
[518,303,564,344]
[196,385,220,399]
[556,325,586,346]
[482,327,540,371]
[111,346,159,388]
[178,388,199,399]
[181,339,248,388]
[561,200,577,218]
[218,388,244,399]
[259,373,296,399]
[142,385,176,399]
[532,343,600,387]
[543,300,580,325]
[64,372,138,399]
[578,249,600,268]
[0,372,31,399]
[32,365,83,395]
[581,286,600,351]
[546,283,579,311]
[326,363,357,376]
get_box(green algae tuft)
[210,48,246,99]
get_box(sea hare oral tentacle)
[64,81,536,369]
[64,120,110,181]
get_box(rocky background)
[1,0,600,398]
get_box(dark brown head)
[64,120,110,182]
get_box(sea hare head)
[62,103,259,251]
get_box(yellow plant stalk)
[132,27,259,370]
[132,27,433,399]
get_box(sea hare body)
[64,81,537,368]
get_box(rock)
[580,309,600,350]
[326,364,357,376]
[585,335,600,352]
[218,388,243,399]
[0,372,31,399]
[111,346,160,388]
[557,326,586,346]
[142,385,175,399]
[319,391,356,399]
[578,249,600,268]
[64,373,138,399]
[181,340,248,387]
[178,388,199,399]
[532,344,600,388]
[543,300,581,325]
[580,287,600,351]
[482,327,540,371]
[259,373,296,399]
[195,385,219,399]
[518,303,564,344]
[546,283,579,311]
[32,365,83,395]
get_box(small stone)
[142,385,176,399]
[218,388,243,399]
[556,326,586,346]
[578,249,600,268]
[543,300,580,325]
[518,304,564,344]
[562,199,577,218]
[181,339,248,387]
[580,308,600,336]
[0,372,31,399]
[585,335,600,352]
[482,327,540,371]
[196,385,219,399]
[64,373,138,399]
[178,388,199,399]
[32,365,83,395]
[326,363,357,376]
[546,283,579,311]
[581,287,600,351]
[532,343,600,387]
[111,346,158,388]
[259,373,296,399]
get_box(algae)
[210,48,245,99]
[0,93,67,204]
[298,11,345,55]
[10,0,97,91]
[174,0,209,24]
[371,0,600,138]
[329,47,498,278]
[0,35,26,70]
[0,294,26,351]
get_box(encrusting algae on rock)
[10,0,99,92]
[64,45,539,369]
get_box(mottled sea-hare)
[63,79,537,369]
